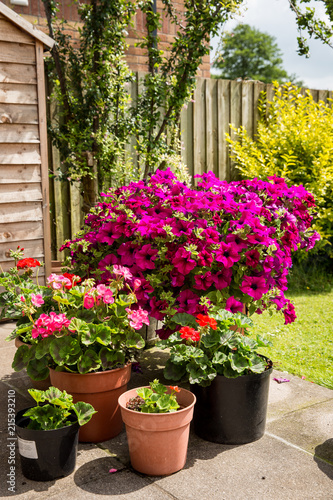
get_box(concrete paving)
[0,321,332,499]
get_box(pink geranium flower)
[31,293,44,307]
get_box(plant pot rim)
[48,361,132,378]
[119,385,196,416]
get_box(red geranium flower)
[17,258,41,269]
[195,314,217,330]
[62,272,81,289]
[179,326,200,341]
[170,386,180,393]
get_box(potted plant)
[62,169,320,338]
[15,386,96,481]
[6,257,146,442]
[118,379,196,476]
[159,310,273,444]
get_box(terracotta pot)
[14,337,51,391]
[119,386,196,476]
[49,363,131,443]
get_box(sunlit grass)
[252,290,333,389]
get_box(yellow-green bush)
[227,83,333,259]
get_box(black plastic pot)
[191,364,273,445]
[15,408,80,481]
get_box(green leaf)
[125,330,145,349]
[26,357,50,381]
[77,349,101,374]
[35,336,53,359]
[49,337,82,366]
[212,351,227,366]
[12,345,34,372]
[229,352,250,373]
[164,359,187,381]
[171,313,197,328]
[99,347,125,370]
[73,401,97,426]
[249,354,267,373]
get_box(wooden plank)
[217,79,230,181]
[0,201,42,223]
[265,83,275,119]
[193,78,206,180]
[309,88,319,102]
[0,2,54,48]
[205,78,218,176]
[0,62,37,84]
[70,181,83,238]
[0,123,39,143]
[0,18,35,45]
[253,82,266,136]
[36,40,51,278]
[0,164,41,184]
[0,238,44,263]
[318,89,329,103]
[0,103,38,124]
[180,99,193,179]
[229,81,242,180]
[0,42,36,65]
[241,82,254,137]
[0,143,41,164]
[0,220,44,243]
[0,83,37,104]
[0,182,42,203]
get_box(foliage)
[0,247,50,322]
[226,83,333,259]
[287,0,333,57]
[251,288,333,390]
[23,386,96,430]
[5,251,145,380]
[42,0,242,207]
[126,379,180,413]
[213,23,301,84]
[159,311,272,387]
[62,169,319,338]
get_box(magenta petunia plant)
[62,169,320,338]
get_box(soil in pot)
[15,408,79,481]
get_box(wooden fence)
[48,76,333,261]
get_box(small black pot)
[15,408,80,481]
[191,363,273,445]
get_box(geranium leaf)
[164,359,187,381]
[77,349,101,373]
[73,401,97,426]
[12,345,34,372]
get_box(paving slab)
[1,321,333,500]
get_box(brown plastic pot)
[49,363,131,443]
[119,386,196,476]
[14,337,51,391]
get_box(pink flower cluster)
[83,284,115,309]
[126,307,149,330]
[32,312,71,339]
[63,169,320,335]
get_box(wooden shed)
[0,1,54,278]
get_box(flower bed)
[63,169,319,337]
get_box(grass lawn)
[252,290,333,389]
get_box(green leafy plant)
[159,311,272,387]
[5,251,145,380]
[227,83,333,261]
[42,0,243,210]
[126,379,180,413]
[23,386,96,430]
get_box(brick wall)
[2,0,210,77]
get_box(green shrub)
[227,83,333,260]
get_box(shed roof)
[0,1,54,48]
